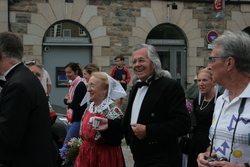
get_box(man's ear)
[226,57,235,71]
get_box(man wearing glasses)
[197,31,250,167]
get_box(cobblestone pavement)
[121,139,134,167]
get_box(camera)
[207,157,228,167]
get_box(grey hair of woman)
[131,44,168,80]
[213,31,250,76]
[0,32,23,63]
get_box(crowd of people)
[0,30,250,167]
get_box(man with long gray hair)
[122,44,191,167]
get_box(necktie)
[136,81,149,88]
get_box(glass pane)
[147,23,185,39]
[45,21,90,38]
[176,51,181,76]
[158,51,170,72]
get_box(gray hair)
[213,31,250,76]
[0,32,23,63]
[131,44,168,79]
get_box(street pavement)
[52,104,134,167]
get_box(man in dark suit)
[0,32,55,167]
[122,44,191,167]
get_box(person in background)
[32,58,52,101]
[75,72,127,167]
[122,44,191,167]
[110,55,131,110]
[63,62,87,143]
[25,61,57,125]
[0,32,55,167]
[82,63,100,84]
[187,69,221,167]
[80,63,100,107]
[197,31,250,167]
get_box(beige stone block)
[79,5,97,26]
[177,9,193,28]
[65,3,73,20]
[92,46,102,56]
[187,66,197,76]
[241,4,250,12]
[186,29,201,40]
[189,38,204,48]
[169,3,184,24]
[31,14,50,30]
[33,45,42,56]
[85,16,103,32]
[242,13,250,27]
[182,19,198,34]
[132,27,148,39]
[90,26,106,39]
[187,56,204,67]
[0,0,7,12]
[23,34,43,45]
[227,21,241,32]
[37,3,57,24]
[0,12,7,22]
[93,56,110,66]
[0,22,8,32]
[151,1,166,24]
[71,1,86,21]
[128,57,133,67]
[136,17,152,33]
[141,8,158,28]
[49,0,65,20]
[232,11,246,30]
[188,47,198,57]
[128,37,145,47]
[92,36,110,46]
[9,12,15,23]
[27,24,45,37]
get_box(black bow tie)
[0,80,6,87]
[136,81,149,88]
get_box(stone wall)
[1,0,250,84]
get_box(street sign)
[207,31,219,44]
[214,0,223,11]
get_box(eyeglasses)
[88,84,101,89]
[207,56,227,64]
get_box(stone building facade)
[1,0,250,106]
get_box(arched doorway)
[42,20,92,107]
[146,23,187,88]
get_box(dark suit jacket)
[0,63,55,167]
[122,76,191,167]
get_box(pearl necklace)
[200,100,211,110]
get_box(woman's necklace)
[200,100,211,110]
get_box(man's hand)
[130,123,146,140]
[208,161,243,167]
[197,152,214,167]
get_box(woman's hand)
[93,117,108,131]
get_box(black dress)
[187,94,220,167]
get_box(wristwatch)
[244,163,250,167]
